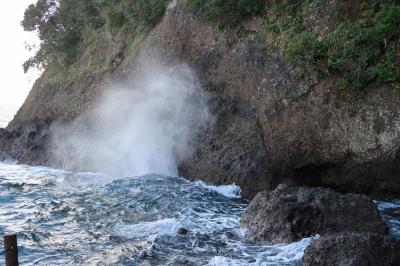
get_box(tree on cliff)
[21,0,169,74]
[21,0,104,73]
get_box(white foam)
[0,162,119,191]
[59,171,117,188]
[0,159,17,165]
[375,200,400,210]
[375,200,400,238]
[207,236,315,266]
[113,218,182,239]
[207,256,248,266]
[271,236,316,262]
[195,181,242,198]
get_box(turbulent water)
[0,162,316,265]
[0,163,399,266]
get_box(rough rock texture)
[2,1,400,198]
[240,184,388,243]
[261,80,400,198]
[302,233,400,266]
[0,121,50,164]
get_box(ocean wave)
[194,181,242,198]
[207,237,315,266]
[113,218,182,240]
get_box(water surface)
[0,162,314,265]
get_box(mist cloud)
[50,62,211,177]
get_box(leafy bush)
[283,31,326,81]
[324,3,400,90]
[22,0,169,73]
[97,0,169,37]
[22,0,105,72]
[187,0,265,24]
[260,1,400,90]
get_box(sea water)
[0,163,315,265]
[0,163,399,265]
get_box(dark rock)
[240,184,388,243]
[0,121,51,165]
[177,228,188,235]
[302,233,400,266]
[178,96,271,199]
[261,80,400,199]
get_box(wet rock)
[178,96,271,199]
[302,233,400,266]
[177,228,188,235]
[240,184,388,243]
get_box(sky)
[0,1,40,106]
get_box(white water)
[195,181,242,199]
[376,200,400,239]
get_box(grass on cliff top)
[190,0,400,91]
[22,0,170,84]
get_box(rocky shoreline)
[1,1,400,265]
[302,233,400,266]
[240,184,400,264]
[240,184,388,243]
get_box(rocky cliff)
[1,1,400,199]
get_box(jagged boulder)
[240,184,388,243]
[302,233,400,266]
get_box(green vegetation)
[22,0,169,79]
[187,0,265,23]
[325,3,400,90]
[96,0,169,37]
[188,0,400,91]
[22,0,104,73]
[263,1,400,90]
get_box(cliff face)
[1,1,400,198]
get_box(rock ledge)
[302,233,400,266]
[240,184,388,243]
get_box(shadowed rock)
[302,233,400,266]
[240,184,388,243]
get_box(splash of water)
[51,63,211,177]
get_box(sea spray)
[50,62,212,176]
[194,181,242,198]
